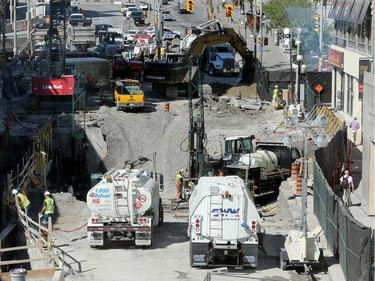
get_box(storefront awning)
[328,0,338,18]
[340,0,354,22]
[347,0,364,23]
[333,0,347,20]
[357,0,370,25]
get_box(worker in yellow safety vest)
[12,189,31,214]
[175,169,185,201]
[272,85,281,109]
[40,191,55,224]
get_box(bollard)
[295,175,303,196]
[164,102,170,112]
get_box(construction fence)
[313,160,374,281]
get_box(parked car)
[69,13,84,25]
[120,3,137,14]
[162,10,172,21]
[145,27,181,40]
[126,7,139,18]
[95,24,114,36]
[139,2,152,10]
[129,11,145,24]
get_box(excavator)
[143,20,255,97]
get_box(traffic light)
[264,37,268,46]
[314,13,320,33]
[186,0,194,12]
[226,4,233,17]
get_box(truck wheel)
[209,66,215,76]
[158,198,164,226]
[130,72,141,81]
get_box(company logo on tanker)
[212,208,240,219]
[88,188,111,199]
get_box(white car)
[145,27,181,40]
[126,7,139,18]
[139,2,151,10]
[162,10,172,21]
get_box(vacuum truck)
[87,167,164,248]
[188,176,262,268]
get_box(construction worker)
[40,191,55,224]
[12,189,31,214]
[175,169,185,201]
[272,85,281,109]
[86,72,95,96]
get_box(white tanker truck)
[188,176,262,268]
[87,167,164,248]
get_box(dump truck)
[203,43,240,76]
[87,167,164,248]
[67,20,96,51]
[188,176,262,267]
[65,57,112,89]
[113,79,145,110]
[220,136,300,196]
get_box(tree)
[263,0,333,56]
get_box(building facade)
[327,0,374,215]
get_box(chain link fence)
[313,160,374,281]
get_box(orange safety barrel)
[291,162,300,182]
[164,102,170,112]
[296,175,303,196]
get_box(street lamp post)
[294,54,307,104]
[283,28,292,100]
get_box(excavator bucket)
[241,62,255,83]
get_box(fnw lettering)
[212,208,240,217]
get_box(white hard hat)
[179,169,185,173]
[12,189,18,195]
[275,85,278,88]
[44,191,50,196]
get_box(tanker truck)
[86,167,164,248]
[188,176,262,268]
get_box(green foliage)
[263,0,312,29]
[263,0,333,56]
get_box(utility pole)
[259,0,262,68]
[318,0,323,72]
[13,0,17,56]
[1,0,6,98]
[253,0,257,101]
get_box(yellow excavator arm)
[181,20,254,80]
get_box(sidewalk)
[347,144,375,227]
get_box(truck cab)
[113,79,145,110]
[203,43,240,77]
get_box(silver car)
[162,10,172,21]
